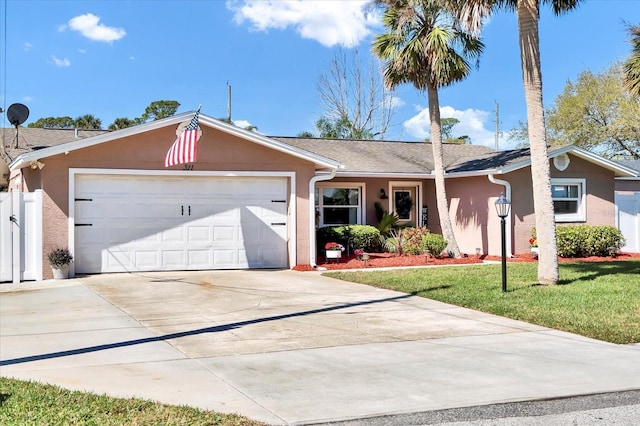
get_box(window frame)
[316,183,365,227]
[551,178,586,222]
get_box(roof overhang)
[495,145,638,177]
[9,112,342,171]
[335,171,434,179]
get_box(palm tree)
[454,0,583,284]
[624,23,640,97]
[372,0,484,258]
[74,114,102,130]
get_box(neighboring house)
[1,112,638,282]
[614,159,640,253]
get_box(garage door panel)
[213,249,237,267]
[187,250,212,268]
[162,227,186,243]
[75,175,289,273]
[105,249,135,270]
[135,251,161,268]
[187,226,212,243]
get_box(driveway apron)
[1,270,639,425]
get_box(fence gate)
[0,191,43,283]
[616,192,640,253]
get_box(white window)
[316,184,364,226]
[551,178,586,222]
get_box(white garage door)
[616,192,640,253]
[74,174,289,273]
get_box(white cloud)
[24,42,33,51]
[227,0,380,47]
[233,119,263,133]
[51,56,71,67]
[22,96,33,102]
[404,105,498,148]
[66,13,126,42]
[387,95,405,109]
[78,48,87,54]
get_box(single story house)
[1,111,638,282]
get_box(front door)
[390,182,421,226]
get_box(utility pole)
[495,101,499,151]
[227,83,232,123]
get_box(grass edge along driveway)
[324,260,640,344]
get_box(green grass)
[0,377,265,426]
[325,260,640,344]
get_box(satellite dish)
[7,103,29,127]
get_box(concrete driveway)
[1,270,639,425]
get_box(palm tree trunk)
[428,84,461,257]
[517,0,558,284]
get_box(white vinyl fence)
[616,192,640,253]
[0,191,43,283]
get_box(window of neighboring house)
[315,185,363,226]
[551,179,586,222]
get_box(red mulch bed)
[292,251,640,271]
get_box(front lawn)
[325,260,640,344]
[0,377,265,426]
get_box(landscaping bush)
[402,227,432,255]
[555,225,625,257]
[421,233,448,257]
[317,225,380,253]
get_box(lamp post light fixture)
[494,193,511,293]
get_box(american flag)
[165,107,201,167]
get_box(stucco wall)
[26,125,317,278]
[508,154,616,254]
[446,176,505,256]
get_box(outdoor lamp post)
[495,193,511,293]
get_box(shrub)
[47,247,73,268]
[555,225,625,257]
[383,229,405,254]
[317,225,380,253]
[421,233,448,257]
[402,227,432,255]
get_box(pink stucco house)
[1,111,638,282]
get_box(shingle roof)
[1,127,109,162]
[272,137,499,174]
[10,127,626,177]
[616,159,640,173]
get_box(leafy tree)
[548,65,640,159]
[314,116,374,139]
[441,117,459,140]
[310,47,396,140]
[297,131,314,138]
[441,117,470,144]
[624,23,640,97]
[373,0,484,258]
[27,116,75,129]
[140,100,180,122]
[455,0,583,284]
[508,64,640,159]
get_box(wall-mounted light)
[29,160,45,170]
[379,188,388,199]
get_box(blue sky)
[1,0,638,150]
